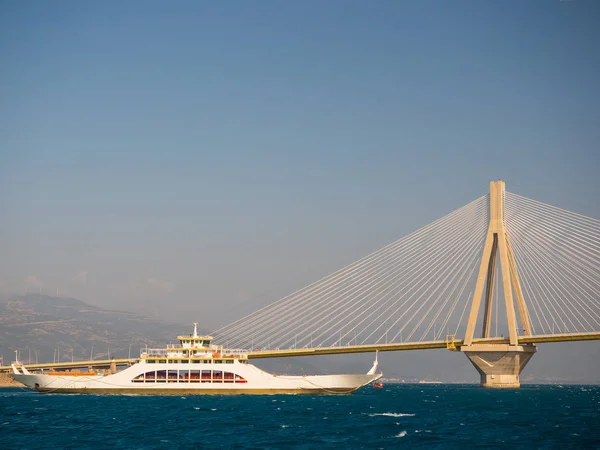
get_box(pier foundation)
[462,344,536,388]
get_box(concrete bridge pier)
[462,344,537,388]
[461,181,538,388]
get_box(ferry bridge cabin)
[135,326,249,384]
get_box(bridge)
[2,181,599,387]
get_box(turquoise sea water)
[1,384,599,449]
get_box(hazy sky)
[1,1,599,332]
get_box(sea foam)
[368,412,415,417]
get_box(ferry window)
[132,374,144,383]
[179,370,189,381]
[190,370,201,382]
[192,360,201,364]
[203,360,210,364]
[201,370,211,383]
[159,360,166,364]
[156,370,167,382]
[181,359,189,364]
[223,371,234,382]
[225,360,233,364]
[235,374,247,383]
[213,371,223,382]
[147,360,155,364]
[168,370,178,382]
[203,340,210,346]
[131,371,157,383]
[215,360,222,364]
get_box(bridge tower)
[461,180,536,388]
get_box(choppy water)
[1,384,599,449]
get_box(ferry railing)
[141,348,249,359]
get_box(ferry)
[10,324,382,395]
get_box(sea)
[1,384,599,449]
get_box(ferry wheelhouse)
[10,324,382,395]
[135,324,250,385]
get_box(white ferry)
[10,324,381,395]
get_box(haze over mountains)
[0,293,191,364]
[0,294,324,376]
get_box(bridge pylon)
[461,180,536,388]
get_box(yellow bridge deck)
[247,332,600,358]
[1,332,598,373]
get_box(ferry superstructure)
[10,324,381,395]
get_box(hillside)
[0,294,321,376]
[0,294,195,365]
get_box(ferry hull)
[10,371,381,395]
[31,387,363,395]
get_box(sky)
[1,0,599,348]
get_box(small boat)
[10,324,382,395]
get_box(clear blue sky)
[1,0,599,326]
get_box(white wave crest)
[369,412,415,417]
[395,431,407,438]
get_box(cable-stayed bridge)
[212,181,600,387]
[2,181,598,387]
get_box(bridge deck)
[247,332,600,358]
[1,332,598,373]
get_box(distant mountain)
[0,294,326,376]
[0,294,195,365]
